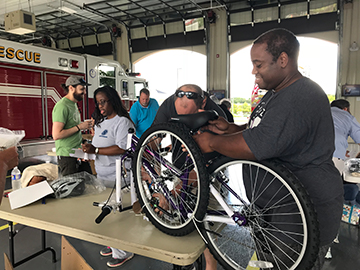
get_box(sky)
[134,37,338,102]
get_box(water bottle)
[11,166,22,191]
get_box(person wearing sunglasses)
[152,84,226,270]
[153,84,227,125]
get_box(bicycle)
[95,110,320,270]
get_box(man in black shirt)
[194,28,343,270]
[153,84,226,125]
[152,84,224,270]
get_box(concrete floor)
[1,220,359,270]
[1,156,359,270]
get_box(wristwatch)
[95,148,99,154]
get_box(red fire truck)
[0,38,147,157]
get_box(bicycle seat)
[170,110,219,130]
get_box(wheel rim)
[135,129,202,230]
[204,160,309,270]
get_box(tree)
[232,97,251,104]
[327,94,335,103]
[241,102,251,116]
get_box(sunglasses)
[175,90,204,100]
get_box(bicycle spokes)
[133,123,209,236]
[201,158,319,270]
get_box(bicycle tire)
[133,122,210,236]
[200,156,319,270]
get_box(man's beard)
[73,92,84,101]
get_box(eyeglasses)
[97,100,110,107]
[175,90,204,100]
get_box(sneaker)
[100,246,112,257]
[107,253,134,268]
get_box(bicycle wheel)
[133,122,209,236]
[200,156,319,270]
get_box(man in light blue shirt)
[130,88,159,138]
[331,99,360,160]
[331,99,360,206]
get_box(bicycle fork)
[202,184,238,225]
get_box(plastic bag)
[0,128,25,150]
[50,171,106,199]
[345,158,360,175]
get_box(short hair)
[140,88,150,96]
[253,28,300,63]
[176,84,204,108]
[61,84,70,93]
[220,98,231,109]
[331,99,350,110]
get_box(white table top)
[0,189,205,266]
[344,171,360,184]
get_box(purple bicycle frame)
[125,131,194,218]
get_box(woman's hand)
[82,142,96,154]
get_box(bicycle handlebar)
[95,205,112,224]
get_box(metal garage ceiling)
[0,0,288,43]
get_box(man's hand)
[202,116,230,135]
[78,120,92,131]
[193,131,215,153]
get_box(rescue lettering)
[0,46,41,64]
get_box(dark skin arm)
[0,147,19,204]
[202,116,247,135]
[193,131,256,160]
[81,142,126,156]
[193,117,255,160]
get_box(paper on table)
[69,148,96,160]
[8,181,54,210]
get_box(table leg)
[7,221,57,267]
[8,221,15,265]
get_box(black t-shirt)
[153,94,227,125]
[243,77,343,245]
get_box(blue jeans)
[343,183,360,205]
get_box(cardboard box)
[342,204,360,225]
